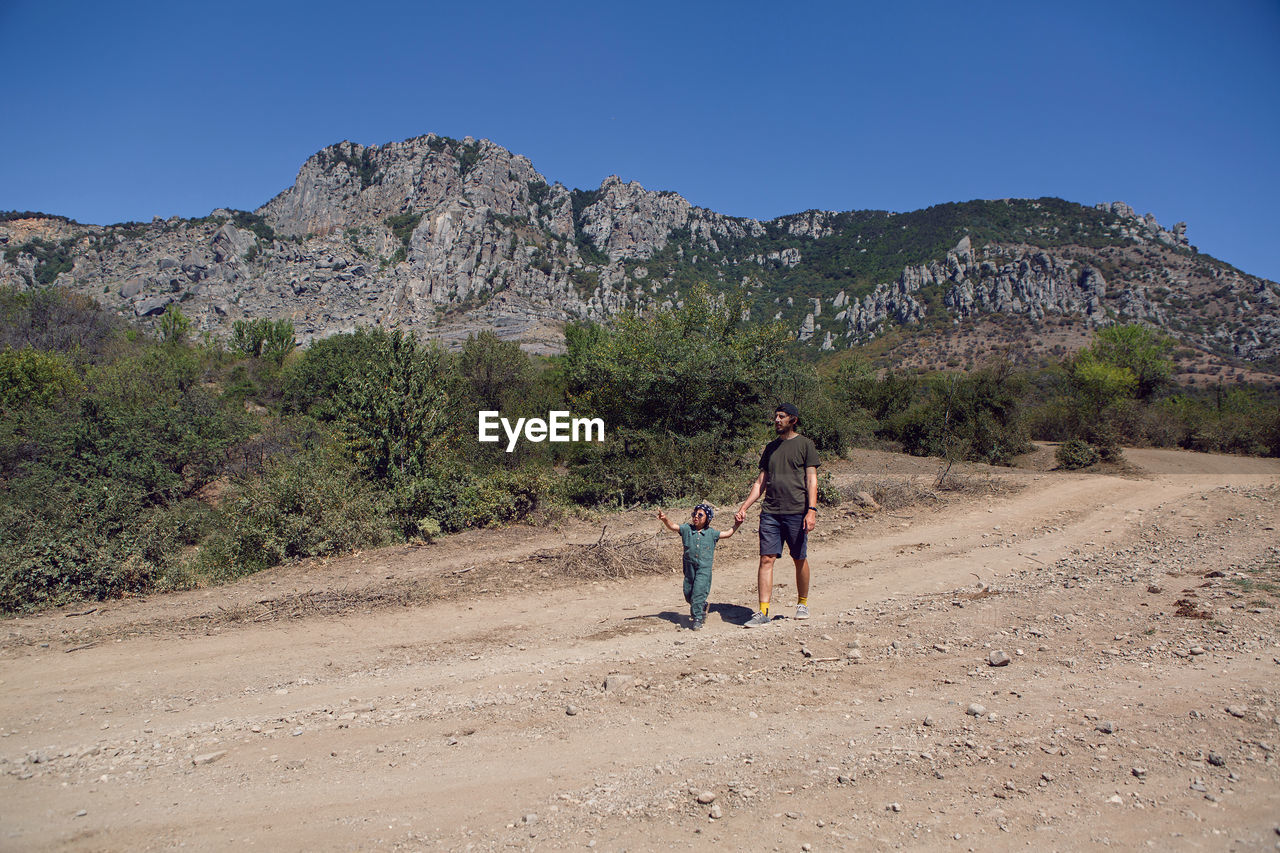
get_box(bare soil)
[2,446,1279,851]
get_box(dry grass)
[838,478,940,512]
[935,471,1016,495]
[528,529,678,581]
[837,471,1017,513]
[245,586,424,621]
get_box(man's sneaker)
[795,604,810,620]
[743,611,772,628]
[690,619,704,631]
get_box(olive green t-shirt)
[759,434,820,514]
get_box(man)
[735,403,819,627]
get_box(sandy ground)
[2,446,1278,852]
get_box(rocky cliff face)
[1,134,1276,365]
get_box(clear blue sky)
[3,1,1278,281]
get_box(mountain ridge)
[2,133,1276,372]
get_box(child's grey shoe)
[743,611,772,627]
[690,619,704,631]
[795,604,810,620]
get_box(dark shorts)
[759,512,807,559]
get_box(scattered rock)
[1225,706,1248,718]
[696,791,716,804]
[966,703,987,717]
[192,751,227,766]
[603,674,635,692]
[709,803,722,820]
[1189,646,1206,656]
[888,802,902,813]
[988,650,1011,667]
[565,705,579,716]
[522,813,538,825]
[1207,752,1225,767]
[1132,767,1147,779]
[1097,721,1118,734]
[853,492,880,510]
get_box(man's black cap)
[775,403,800,420]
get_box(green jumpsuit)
[679,522,719,622]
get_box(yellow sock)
[798,597,808,606]
[759,602,769,616]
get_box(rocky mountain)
[2,134,1277,370]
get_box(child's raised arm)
[718,516,744,540]
[656,509,681,532]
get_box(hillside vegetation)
[2,286,1277,612]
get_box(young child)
[657,503,742,630]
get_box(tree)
[559,284,794,505]
[885,362,1030,466]
[159,303,190,345]
[1064,348,1137,459]
[336,329,453,481]
[565,283,790,447]
[458,330,537,414]
[1086,324,1172,400]
[281,330,384,421]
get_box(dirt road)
[2,447,1278,851]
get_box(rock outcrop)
[0,134,1275,364]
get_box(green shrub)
[383,464,556,536]
[0,286,123,361]
[767,356,871,457]
[0,346,80,409]
[385,212,422,256]
[458,330,539,413]
[333,329,455,481]
[159,303,191,344]
[281,329,386,420]
[816,470,841,506]
[1055,438,1099,469]
[559,430,741,508]
[197,448,389,580]
[881,365,1030,464]
[230,318,296,363]
[0,522,147,612]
